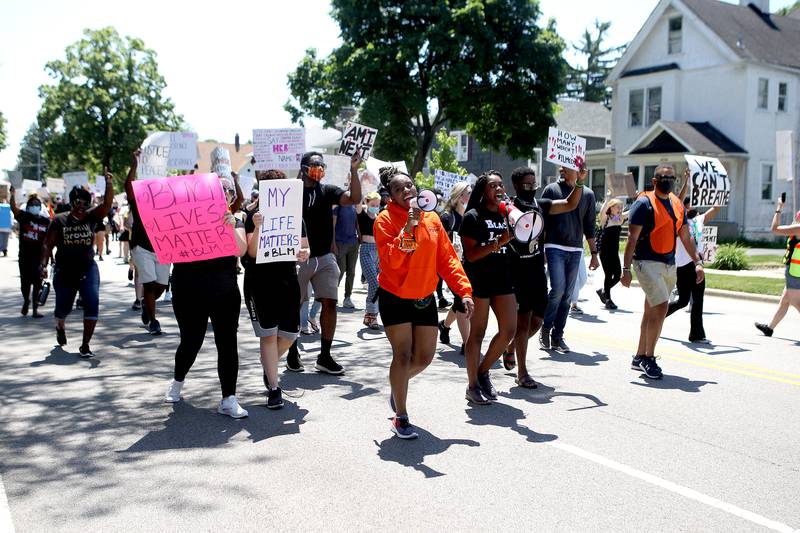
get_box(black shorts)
[512,260,548,317]
[378,288,438,328]
[119,230,130,242]
[469,278,515,299]
[243,265,300,339]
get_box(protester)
[164,176,250,418]
[285,152,362,375]
[40,175,114,357]
[374,166,474,438]
[621,164,704,379]
[502,167,584,388]
[9,189,50,317]
[54,195,70,214]
[540,165,598,352]
[333,203,359,309]
[596,196,628,310]
[358,191,381,329]
[93,201,107,261]
[300,285,322,335]
[459,171,516,404]
[0,195,10,257]
[755,201,800,337]
[569,257,588,315]
[432,187,451,309]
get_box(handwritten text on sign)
[138,132,199,179]
[685,155,730,207]
[339,122,378,160]
[253,129,306,171]
[257,179,302,264]
[131,173,237,264]
[434,169,462,196]
[701,225,718,264]
[546,127,587,171]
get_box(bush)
[709,243,749,270]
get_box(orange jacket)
[644,191,684,255]
[374,201,472,300]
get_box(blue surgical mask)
[27,205,41,216]
[367,206,380,215]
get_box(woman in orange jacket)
[374,166,474,439]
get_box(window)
[647,87,662,126]
[644,165,658,191]
[778,82,788,112]
[590,168,606,200]
[629,89,644,127]
[668,17,682,54]
[451,131,469,161]
[757,78,769,109]
[761,163,773,200]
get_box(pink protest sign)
[131,173,237,264]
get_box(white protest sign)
[701,225,718,264]
[138,132,199,179]
[776,130,794,182]
[167,132,198,169]
[256,179,303,264]
[321,154,353,189]
[46,178,65,194]
[546,127,586,171]
[434,169,462,196]
[7,171,23,189]
[363,157,407,193]
[36,187,50,199]
[63,171,89,192]
[339,122,378,160]
[253,128,306,171]
[685,155,730,207]
[239,174,256,198]
[23,179,42,193]
[94,176,106,197]
[211,145,232,178]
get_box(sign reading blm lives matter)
[131,173,237,264]
[339,122,378,160]
[253,128,306,172]
[685,155,730,207]
[256,179,302,264]
[546,127,586,171]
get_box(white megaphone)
[408,190,438,227]
[499,201,544,242]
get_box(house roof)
[555,100,611,140]
[627,121,747,156]
[682,0,800,70]
[196,141,254,174]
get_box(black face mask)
[517,189,536,202]
[687,209,699,219]
[655,180,673,194]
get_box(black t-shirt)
[172,218,244,278]
[130,203,154,252]
[459,206,510,285]
[54,203,71,214]
[507,196,552,262]
[303,183,344,257]
[15,210,50,261]
[50,209,103,274]
[357,210,376,237]
[440,210,463,240]
[629,194,687,264]
[242,205,298,275]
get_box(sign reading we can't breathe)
[685,155,730,207]
[546,127,587,171]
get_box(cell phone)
[781,192,787,203]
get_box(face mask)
[367,206,380,215]
[655,180,673,194]
[306,166,325,181]
[28,205,41,216]
[517,189,536,202]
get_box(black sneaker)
[148,319,162,336]
[141,306,150,326]
[551,336,570,353]
[128,269,134,281]
[596,288,607,304]
[539,328,551,349]
[391,416,419,439]
[132,299,142,311]
[438,320,451,344]
[465,386,491,405]
[315,355,344,375]
[21,300,29,316]
[477,371,497,400]
[754,323,773,337]
[437,297,451,309]
[79,344,94,358]
[286,348,304,372]
[56,327,67,346]
[605,299,618,310]
[631,355,643,371]
[267,388,284,410]
[639,356,663,379]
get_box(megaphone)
[499,201,544,242]
[415,189,439,212]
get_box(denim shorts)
[54,262,100,320]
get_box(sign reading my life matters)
[256,179,302,264]
[685,155,730,207]
[546,127,587,171]
[339,122,378,160]
[131,173,238,264]
[253,128,306,172]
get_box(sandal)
[363,313,380,330]
[308,317,320,333]
[515,374,538,389]
[502,351,516,371]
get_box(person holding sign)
[9,189,50,317]
[358,191,382,329]
[374,166,473,439]
[595,196,628,310]
[621,165,705,379]
[40,174,114,358]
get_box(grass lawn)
[744,254,785,268]
[704,273,784,296]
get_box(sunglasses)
[73,199,90,208]
[654,174,675,180]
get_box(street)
[1,236,798,533]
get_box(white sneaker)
[218,395,248,418]
[164,379,184,403]
[343,297,355,309]
[162,290,172,303]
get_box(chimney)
[741,0,770,13]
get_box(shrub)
[709,243,749,270]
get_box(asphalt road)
[1,235,798,532]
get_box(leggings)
[599,226,621,300]
[172,273,241,398]
[359,242,379,315]
[19,259,42,306]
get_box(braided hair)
[378,166,411,190]
[465,170,502,213]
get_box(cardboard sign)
[63,171,89,192]
[7,171,23,189]
[46,178,65,194]
[211,146,232,178]
[685,155,730,207]
[131,173,238,264]
[701,225,718,264]
[256,179,302,264]
[0,183,8,201]
[138,132,199,179]
[167,133,199,169]
[434,169,462,196]
[546,127,587,171]
[776,130,794,182]
[339,122,378,160]
[321,154,353,189]
[253,128,306,171]
[610,173,636,198]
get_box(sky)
[0,0,795,173]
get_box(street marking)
[0,473,15,533]
[549,442,797,533]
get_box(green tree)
[415,129,467,188]
[15,123,49,181]
[37,27,183,186]
[777,1,800,15]
[0,111,7,151]
[565,20,625,102]
[285,0,566,176]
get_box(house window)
[627,166,640,191]
[757,78,769,109]
[647,87,662,126]
[761,163,773,200]
[590,168,606,200]
[629,89,644,127]
[778,82,788,112]
[644,165,658,191]
[451,131,469,161]
[668,17,682,54]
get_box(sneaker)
[267,388,284,410]
[391,416,419,439]
[569,304,583,316]
[539,328,551,350]
[286,349,304,372]
[162,290,172,303]
[128,269,134,281]
[79,344,94,358]
[300,328,313,336]
[218,395,248,418]
[477,371,497,400]
[132,299,142,311]
[164,379,184,402]
[689,337,711,345]
[308,317,319,333]
[551,336,570,353]
[148,319,162,336]
[754,323,773,337]
[595,288,607,304]
[56,327,67,346]
[315,355,345,375]
[437,297,451,309]
[605,299,618,310]
[32,310,44,319]
[465,386,491,405]
[639,356,663,379]
[141,306,150,326]
[343,297,355,309]
[438,320,451,344]
[631,355,643,371]
[21,300,29,316]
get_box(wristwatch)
[694,259,704,266]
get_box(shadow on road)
[465,402,558,444]
[374,428,479,478]
[661,336,751,356]
[500,381,607,411]
[631,374,717,393]
[30,346,101,369]
[539,349,609,367]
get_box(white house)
[604,0,800,238]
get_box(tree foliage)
[285,0,566,175]
[37,27,183,186]
[415,129,467,188]
[565,20,625,103]
[0,111,7,152]
[15,123,49,181]
[776,1,800,15]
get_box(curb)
[630,281,781,303]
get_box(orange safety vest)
[643,191,685,255]
[788,239,800,278]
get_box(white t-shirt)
[675,213,705,267]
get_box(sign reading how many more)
[253,128,306,172]
[546,127,587,171]
[138,132,199,179]
[339,122,378,160]
[256,179,302,264]
[685,155,730,207]
[434,169,462,197]
[131,173,238,264]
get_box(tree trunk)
[411,126,437,177]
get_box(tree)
[415,129,467,189]
[15,123,49,181]
[565,20,625,103]
[285,0,566,176]
[0,111,7,151]
[37,27,183,186]
[777,1,800,15]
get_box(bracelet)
[623,267,631,272]
[776,210,782,214]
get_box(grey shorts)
[786,265,800,291]
[131,246,170,286]
[634,260,677,306]
[298,253,341,303]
